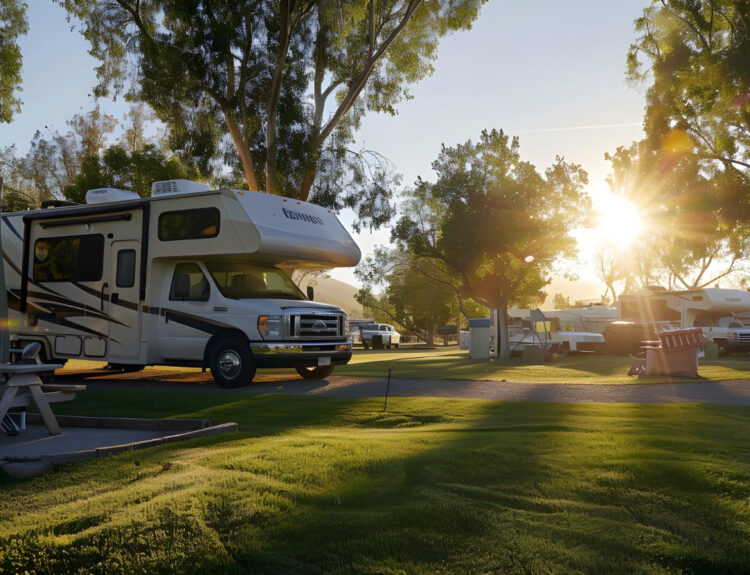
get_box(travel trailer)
[619,287,750,355]
[1,180,361,387]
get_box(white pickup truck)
[359,324,401,349]
[694,315,750,355]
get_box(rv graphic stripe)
[7,290,110,340]
[162,309,232,335]
[2,217,22,240]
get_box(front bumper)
[251,341,352,368]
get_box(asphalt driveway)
[54,366,750,405]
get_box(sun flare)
[593,193,643,248]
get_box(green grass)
[3,392,750,573]
[337,348,750,384]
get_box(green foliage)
[0,0,28,123]
[552,292,571,310]
[394,129,590,357]
[64,145,189,203]
[606,140,749,289]
[3,393,750,573]
[1,105,192,207]
[355,246,458,343]
[57,0,485,229]
[621,1,750,288]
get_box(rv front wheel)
[296,365,335,380]
[210,337,256,388]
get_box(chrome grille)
[735,332,750,343]
[286,311,344,339]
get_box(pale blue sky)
[2,0,651,296]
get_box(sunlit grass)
[338,347,750,384]
[3,394,750,573]
[59,348,750,385]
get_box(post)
[382,366,393,412]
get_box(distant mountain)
[297,275,364,317]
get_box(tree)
[0,0,28,123]
[605,140,750,289]
[395,129,590,359]
[58,0,485,229]
[355,246,464,345]
[0,105,190,207]
[63,144,189,203]
[552,293,572,310]
[621,1,750,287]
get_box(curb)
[2,417,239,478]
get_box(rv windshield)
[206,262,305,300]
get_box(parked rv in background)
[2,180,361,387]
[619,288,750,355]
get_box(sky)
[1,0,651,302]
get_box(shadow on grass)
[3,398,750,573]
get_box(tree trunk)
[426,327,435,346]
[224,109,259,191]
[497,304,510,360]
[299,167,316,201]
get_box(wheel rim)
[217,350,242,380]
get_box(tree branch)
[266,0,295,194]
[318,0,423,144]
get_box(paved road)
[56,367,750,405]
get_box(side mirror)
[307,285,314,301]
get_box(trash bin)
[372,334,385,349]
[703,343,719,360]
[468,318,491,359]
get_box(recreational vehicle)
[1,180,361,387]
[619,287,750,355]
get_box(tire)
[209,336,256,388]
[296,365,335,380]
[394,343,399,349]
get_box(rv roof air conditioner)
[86,188,140,204]
[151,179,211,197]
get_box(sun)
[593,193,643,248]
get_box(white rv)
[619,288,750,355]
[1,180,361,387]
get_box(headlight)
[344,317,350,335]
[258,315,282,337]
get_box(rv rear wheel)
[295,365,335,380]
[210,336,256,388]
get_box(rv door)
[105,239,142,359]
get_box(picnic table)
[629,328,704,378]
[0,345,85,436]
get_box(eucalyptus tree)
[621,1,750,287]
[57,0,485,229]
[394,130,590,359]
[0,0,28,123]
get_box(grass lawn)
[3,393,750,573]
[337,347,750,384]
[57,348,750,385]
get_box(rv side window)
[169,263,210,301]
[33,235,104,282]
[158,208,220,241]
[116,250,136,288]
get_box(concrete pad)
[0,424,178,460]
